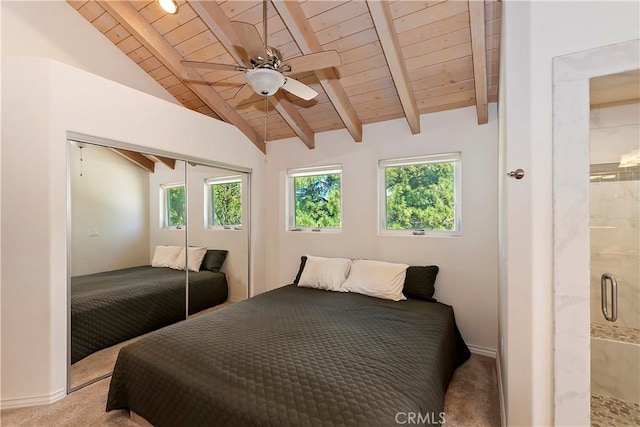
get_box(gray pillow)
[200,250,228,272]
[403,266,439,301]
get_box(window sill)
[378,230,461,238]
[207,226,243,231]
[287,228,342,234]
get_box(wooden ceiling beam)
[156,155,176,169]
[366,0,420,134]
[147,154,177,169]
[188,0,315,149]
[185,0,247,66]
[270,92,315,149]
[468,0,489,124]
[98,1,265,153]
[272,0,363,142]
[110,148,155,173]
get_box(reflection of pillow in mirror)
[200,249,228,272]
[151,245,183,268]
[172,247,208,272]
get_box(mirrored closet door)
[68,141,186,390]
[186,162,250,317]
[68,142,252,392]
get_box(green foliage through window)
[293,173,341,228]
[385,162,455,231]
[166,186,185,227]
[211,181,242,227]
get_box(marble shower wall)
[591,336,640,403]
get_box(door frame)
[552,39,639,426]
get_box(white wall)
[0,58,266,407]
[499,1,640,425]
[70,144,150,276]
[1,1,177,105]
[1,61,54,407]
[265,106,499,352]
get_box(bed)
[106,284,469,426]
[71,265,227,364]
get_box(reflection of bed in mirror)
[67,139,251,392]
[71,263,227,364]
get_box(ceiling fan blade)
[284,50,342,75]
[281,77,319,101]
[181,61,245,72]
[231,84,262,107]
[231,21,267,59]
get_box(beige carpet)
[444,354,501,426]
[1,353,499,426]
[70,337,143,390]
[1,379,135,427]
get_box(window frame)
[205,175,243,230]
[286,165,343,233]
[160,182,185,230]
[378,153,462,237]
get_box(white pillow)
[341,259,409,301]
[151,245,183,268]
[171,246,208,272]
[298,255,352,292]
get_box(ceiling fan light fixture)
[245,68,285,97]
[158,0,178,14]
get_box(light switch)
[88,228,99,237]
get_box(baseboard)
[228,296,243,303]
[468,344,497,358]
[496,355,506,427]
[0,388,66,410]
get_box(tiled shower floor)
[591,394,640,427]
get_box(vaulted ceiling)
[69,0,501,153]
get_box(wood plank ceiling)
[69,0,501,153]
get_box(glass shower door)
[589,72,640,426]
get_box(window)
[287,165,342,232]
[206,176,242,229]
[161,183,185,229]
[379,153,461,236]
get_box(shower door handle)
[600,273,618,322]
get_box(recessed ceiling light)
[158,0,178,14]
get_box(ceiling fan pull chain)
[264,96,269,144]
[263,0,268,50]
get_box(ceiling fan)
[180,0,341,104]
